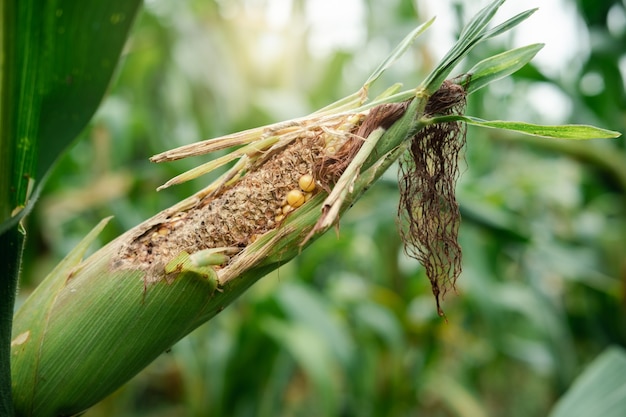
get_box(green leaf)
[421,1,537,94]
[363,17,435,88]
[314,17,434,115]
[458,0,506,41]
[549,347,626,417]
[260,317,340,416]
[461,44,544,94]
[421,0,506,93]
[0,0,142,232]
[481,8,538,40]
[438,116,621,139]
[0,227,25,417]
[2,2,141,415]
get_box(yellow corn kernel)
[298,174,316,193]
[286,190,305,208]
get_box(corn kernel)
[298,174,316,193]
[286,189,305,208]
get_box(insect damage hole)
[398,80,467,317]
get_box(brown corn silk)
[314,102,409,186]
[398,80,467,316]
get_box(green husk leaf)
[313,17,434,116]
[310,127,386,235]
[156,135,279,189]
[11,217,113,416]
[481,8,538,40]
[11,232,220,417]
[443,116,622,139]
[422,0,508,93]
[459,44,544,94]
[363,17,435,88]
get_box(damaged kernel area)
[116,135,336,272]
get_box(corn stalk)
[10,1,619,416]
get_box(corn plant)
[6,0,620,416]
[1,1,142,416]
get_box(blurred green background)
[17,0,625,416]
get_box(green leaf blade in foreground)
[1,1,142,232]
[461,43,544,94]
[461,116,621,139]
[548,347,626,417]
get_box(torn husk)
[11,92,429,417]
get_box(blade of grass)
[459,44,544,94]
[421,0,507,93]
[481,8,538,40]
[421,1,537,94]
[429,115,622,139]
[314,17,434,116]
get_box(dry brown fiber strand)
[398,80,467,316]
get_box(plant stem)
[0,225,24,417]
